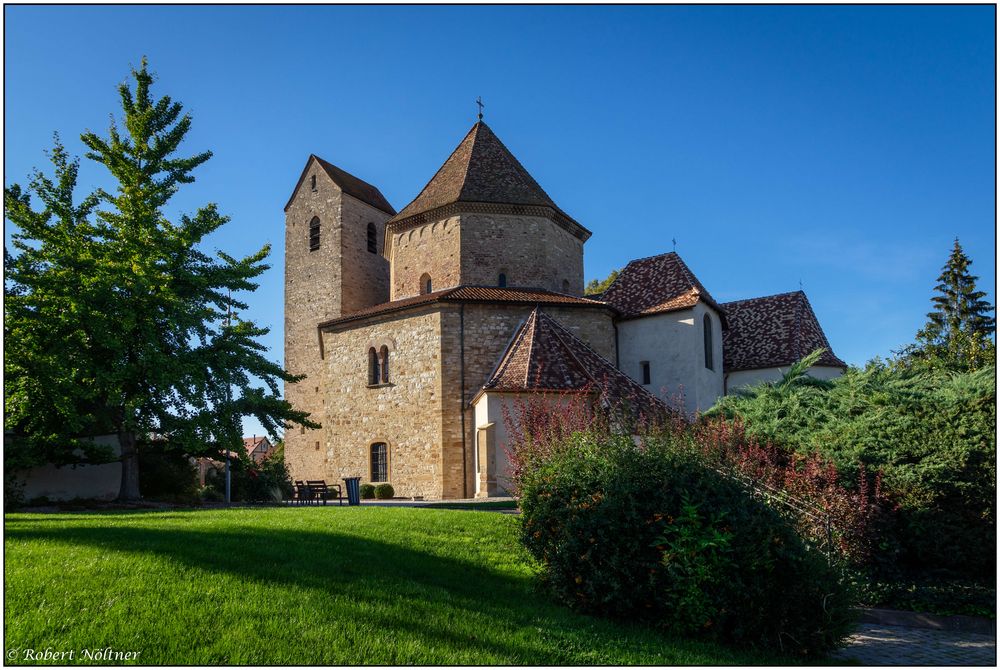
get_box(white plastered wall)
[17,435,121,502]
[473,392,593,498]
[615,302,725,416]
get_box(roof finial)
[476,96,484,122]
[799,278,803,291]
[672,237,677,252]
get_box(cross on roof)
[476,96,484,121]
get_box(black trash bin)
[343,477,361,506]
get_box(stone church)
[283,120,846,499]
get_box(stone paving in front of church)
[832,622,996,666]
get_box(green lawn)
[418,499,519,511]
[6,507,797,665]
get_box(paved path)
[833,623,996,666]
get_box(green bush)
[138,444,199,503]
[204,443,293,503]
[375,483,395,500]
[360,483,376,500]
[708,362,996,579]
[519,432,855,657]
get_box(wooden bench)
[299,480,343,506]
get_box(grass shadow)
[5,510,793,664]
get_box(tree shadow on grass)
[4,516,768,665]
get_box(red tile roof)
[283,155,396,215]
[388,122,589,239]
[483,309,668,419]
[242,436,271,454]
[721,291,847,372]
[601,252,725,321]
[318,286,611,330]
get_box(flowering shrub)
[690,417,897,571]
[518,432,856,656]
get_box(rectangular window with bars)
[370,443,388,482]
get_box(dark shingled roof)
[284,155,396,216]
[483,309,668,419]
[389,122,584,232]
[318,286,611,330]
[601,252,725,321]
[721,291,847,372]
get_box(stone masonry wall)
[340,195,391,314]
[284,161,345,481]
[389,212,585,300]
[459,213,585,295]
[319,303,615,499]
[390,216,461,300]
[321,309,444,498]
[439,304,616,498]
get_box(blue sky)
[5,5,995,437]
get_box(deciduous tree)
[4,59,318,500]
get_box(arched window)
[562,279,570,293]
[309,217,321,251]
[368,347,380,385]
[379,345,389,384]
[370,443,388,482]
[498,272,507,288]
[420,273,432,295]
[703,314,714,370]
[367,222,377,254]
[310,174,317,191]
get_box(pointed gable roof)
[721,290,847,372]
[284,155,396,216]
[601,252,725,322]
[483,309,668,419]
[389,122,589,239]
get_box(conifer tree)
[905,238,995,371]
[5,59,318,499]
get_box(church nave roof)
[601,252,725,322]
[721,290,847,372]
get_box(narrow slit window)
[703,314,714,370]
[367,222,377,254]
[379,345,390,384]
[420,273,432,295]
[641,361,651,385]
[310,174,317,191]
[368,347,380,385]
[498,272,507,288]
[309,217,321,251]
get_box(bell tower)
[283,155,395,480]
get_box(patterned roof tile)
[721,290,847,371]
[389,122,585,235]
[484,309,668,419]
[601,252,724,320]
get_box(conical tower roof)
[389,122,588,239]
